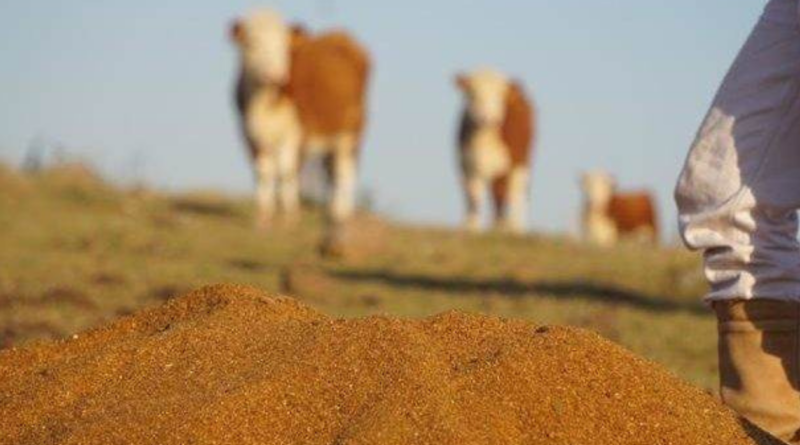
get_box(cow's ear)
[291,23,308,35]
[229,19,245,44]
[291,23,308,40]
[510,78,526,95]
[579,171,590,186]
[454,73,469,91]
[289,23,309,50]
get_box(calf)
[580,171,658,246]
[230,10,370,251]
[455,69,535,233]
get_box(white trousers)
[676,0,800,302]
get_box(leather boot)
[716,299,800,443]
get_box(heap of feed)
[0,285,778,445]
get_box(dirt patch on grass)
[146,284,192,302]
[575,306,622,342]
[0,284,777,444]
[281,264,385,309]
[170,194,242,219]
[1,321,63,349]
[228,258,270,272]
[90,272,127,287]
[0,287,96,310]
[38,286,96,309]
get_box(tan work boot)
[715,299,800,443]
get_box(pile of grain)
[0,284,778,445]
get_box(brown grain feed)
[0,284,781,445]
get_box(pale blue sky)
[0,1,764,235]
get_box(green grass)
[0,163,716,389]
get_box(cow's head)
[230,9,291,85]
[581,170,616,207]
[455,69,510,126]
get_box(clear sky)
[0,1,765,236]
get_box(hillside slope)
[0,163,713,387]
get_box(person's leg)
[676,0,800,440]
[715,300,800,442]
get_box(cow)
[580,170,658,246]
[229,9,370,254]
[455,69,535,234]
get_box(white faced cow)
[455,69,535,233]
[580,170,658,246]
[230,9,370,254]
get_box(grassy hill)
[0,163,715,389]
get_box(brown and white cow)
[455,69,535,233]
[230,9,370,251]
[580,170,658,246]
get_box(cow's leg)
[322,134,358,256]
[330,134,358,223]
[630,225,657,244]
[504,166,529,234]
[253,152,277,230]
[464,174,485,233]
[277,136,301,222]
[491,174,509,230]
